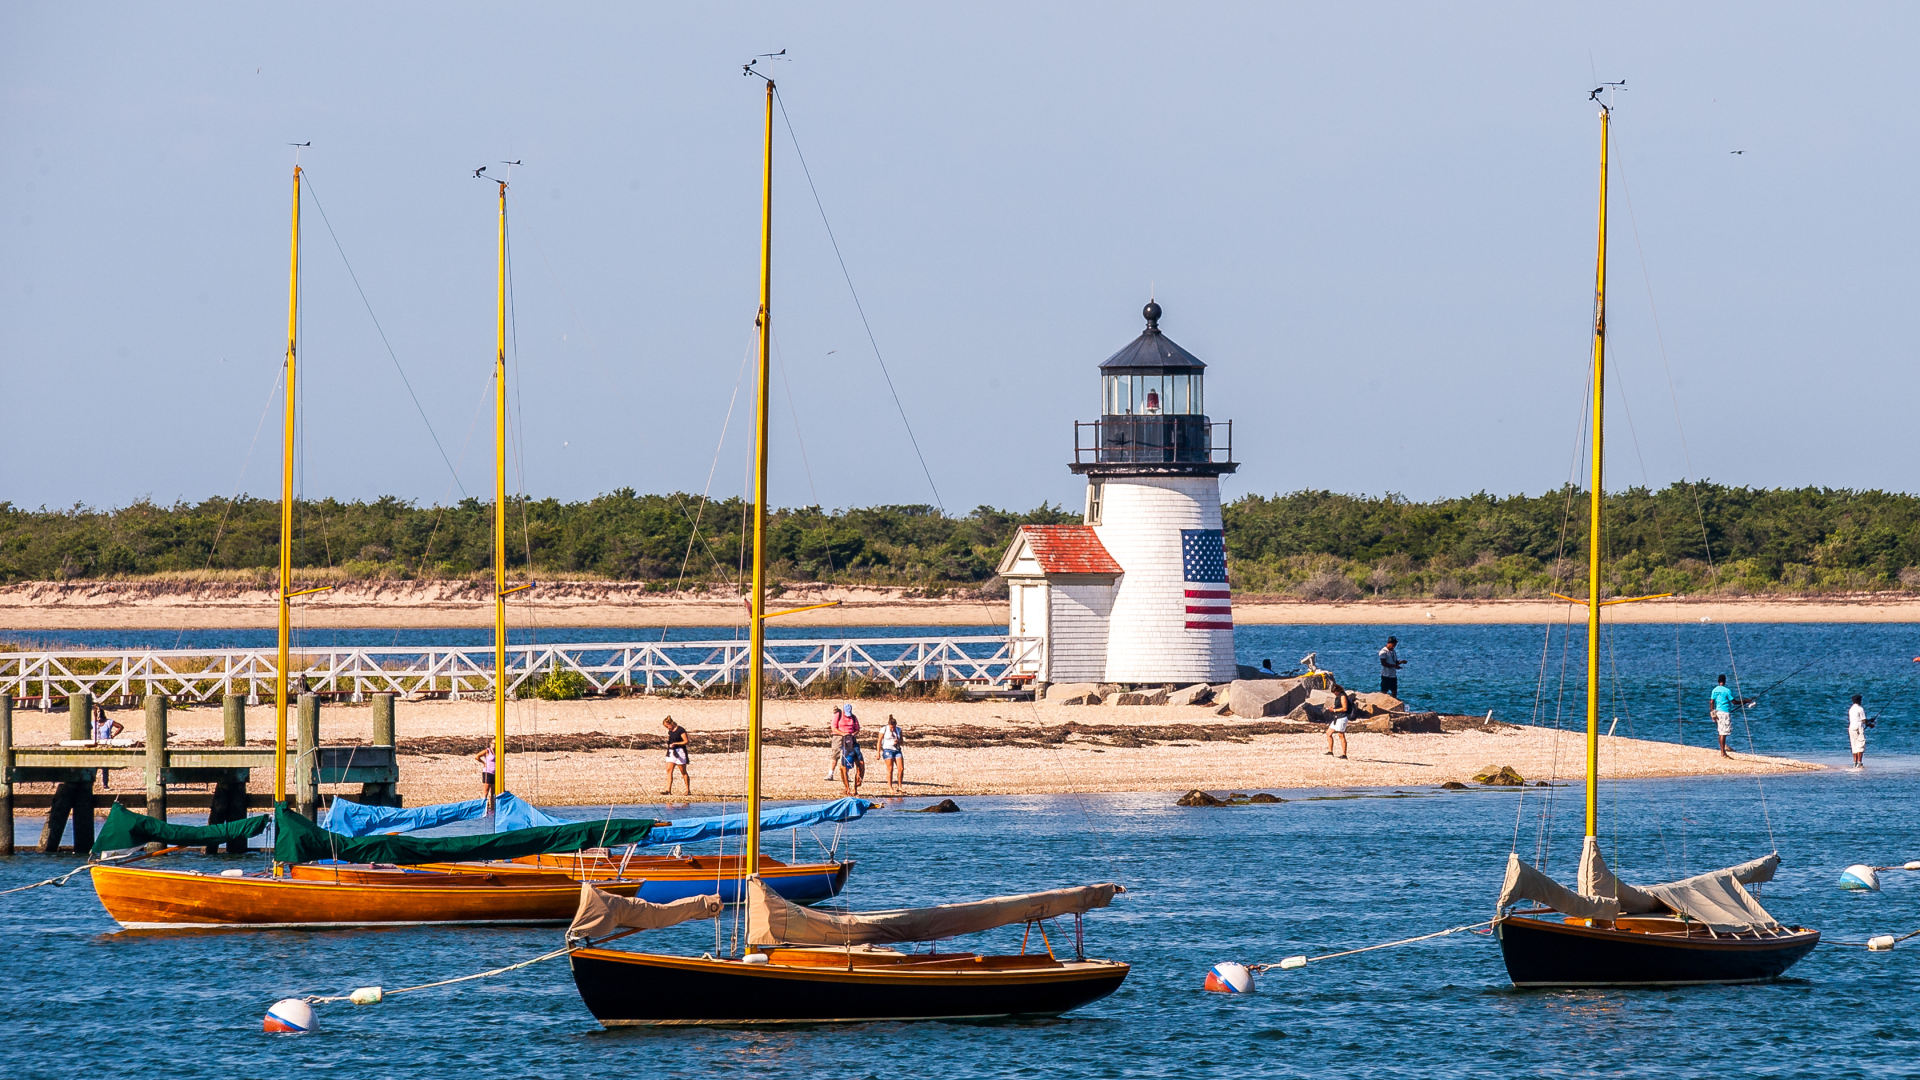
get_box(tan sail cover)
[1496,853,1619,920]
[568,883,723,940]
[1501,845,1784,933]
[746,878,1122,947]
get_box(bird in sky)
[473,166,487,178]
[1730,150,1746,155]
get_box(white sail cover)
[568,883,723,940]
[1498,843,1784,933]
[746,878,1123,947]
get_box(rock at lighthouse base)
[1044,682,1103,705]
[1227,678,1313,718]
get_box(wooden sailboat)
[562,70,1130,1025]
[88,164,649,930]
[1490,93,1819,986]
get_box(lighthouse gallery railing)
[0,635,1046,705]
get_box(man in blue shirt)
[1709,675,1736,758]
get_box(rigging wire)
[301,176,466,496]
[773,87,945,512]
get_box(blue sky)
[3,2,1914,515]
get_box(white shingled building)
[997,301,1238,689]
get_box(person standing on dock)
[1849,695,1868,768]
[474,745,496,813]
[1710,675,1736,758]
[90,704,123,787]
[661,716,692,797]
[1379,636,1407,697]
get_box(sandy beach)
[4,695,1819,809]
[4,580,1919,632]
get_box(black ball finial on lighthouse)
[1143,300,1162,330]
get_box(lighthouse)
[998,301,1237,688]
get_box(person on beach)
[832,705,865,795]
[474,745,497,813]
[1849,694,1868,768]
[879,715,906,795]
[1710,675,1736,758]
[90,704,123,787]
[1325,687,1356,759]
[824,706,849,780]
[661,715,691,796]
[1379,637,1407,696]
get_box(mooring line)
[1250,920,1495,971]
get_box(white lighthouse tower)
[998,301,1237,688]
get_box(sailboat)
[561,69,1130,1025]
[1489,92,1819,986]
[88,162,658,930]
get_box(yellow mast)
[1584,102,1610,839]
[745,75,775,881]
[493,179,509,798]
[276,164,301,807]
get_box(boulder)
[1044,682,1102,705]
[1360,692,1405,715]
[910,798,963,813]
[1166,683,1214,707]
[1176,789,1224,807]
[1473,765,1526,786]
[1114,688,1171,706]
[1438,781,1470,790]
[1228,678,1312,719]
[1236,664,1281,680]
[1286,702,1332,724]
[1375,712,1442,734]
[1246,792,1284,804]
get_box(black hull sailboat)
[570,948,1130,1026]
[1496,915,1819,988]
[559,66,1130,1028]
[1488,89,1817,989]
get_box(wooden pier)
[0,691,400,854]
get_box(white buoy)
[1204,962,1253,994]
[1278,955,1308,970]
[1904,861,1920,871]
[1840,865,1882,891]
[1868,935,1898,951]
[263,998,316,1033]
[349,986,383,1005]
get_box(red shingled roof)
[1018,525,1122,575]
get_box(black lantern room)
[1070,301,1236,477]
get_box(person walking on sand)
[474,745,497,813]
[1325,687,1356,759]
[878,715,906,795]
[1379,636,1407,697]
[661,715,691,796]
[90,704,124,787]
[824,706,850,780]
[833,705,864,795]
[1849,694,1869,768]
[1710,675,1737,758]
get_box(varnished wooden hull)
[416,854,852,905]
[568,946,1130,1025]
[90,864,642,930]
[1496,914,1820,986]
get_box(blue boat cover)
[320,792,572,837]
[641,798,873,847]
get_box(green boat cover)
[270,805,656,865]
[91,803,270,855]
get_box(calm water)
[3,772,1919,1079]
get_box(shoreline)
[3,581,1920,630]
[3,697,1820,809]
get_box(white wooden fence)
[0,635,1046,706]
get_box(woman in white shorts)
[1325,689,1355,759]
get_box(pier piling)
[144,695,168,826]
[1,693,13,855]
[295,693,319,819]
[45,693,97,852]
[69,692,91,741]
[208,695,249,853]
[359,693,400,808]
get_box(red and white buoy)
[1203,962,1254,994]
[263,998,316,1033]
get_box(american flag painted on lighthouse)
[1181,528,1233,630]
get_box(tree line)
[2,483,1915,597]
